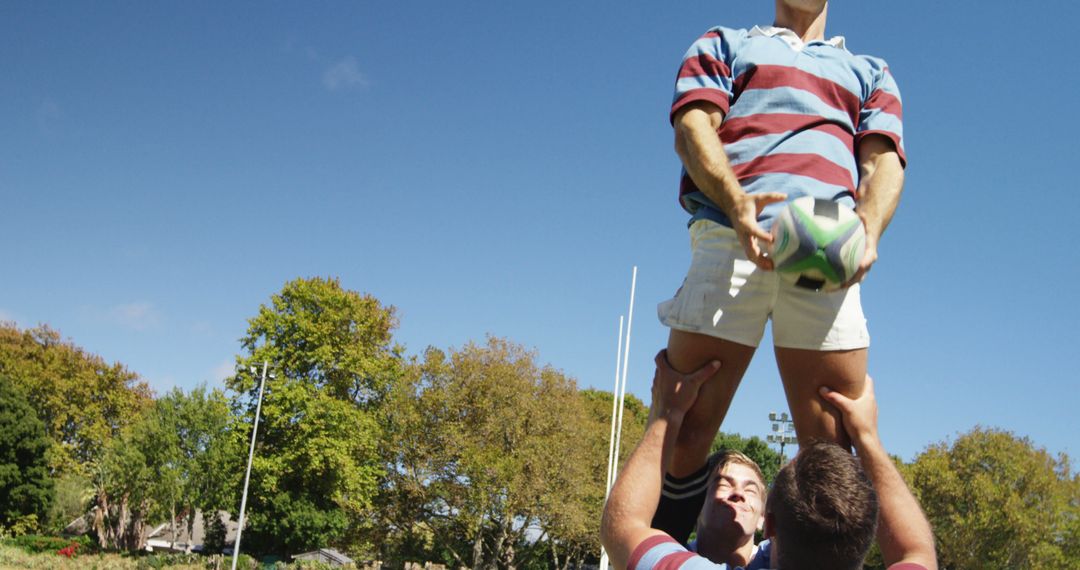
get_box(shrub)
[3,533,71,553]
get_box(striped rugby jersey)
[628,534,929,570]
[671,26,905,229]
[629,535,771,570]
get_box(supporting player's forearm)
[674,106,745,216]
[601,411,685,569]
[853,437,937,570]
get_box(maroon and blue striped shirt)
[672,26,905,228]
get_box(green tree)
[0,323,152,475]
[92,415,156,550]
[556,388,649,569]
[907,427,1080,569]
[380,337,618,569]
[91,385,241,552]
[710,431,784,485]
[226,277,402,557]
[0,375,54,533]
[46,472,93,533]
[156,386,241,550]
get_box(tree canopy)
[91,385,240,551]
[379,337,643,569]
[226,277,402,556]
[907,427,1080,569]
[0,323,152,475]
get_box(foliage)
[3,533,82,553]
[566,388,649,568]
[0,323,152,476]
[202,511,228,555]
[907,427,1080,569]
[0,375,54,532]
[378,337,639,569]
[710,431,784,485]
[227,277,402,557]
[93,413,157,550]
[46,472,94,533]
[93,386,241,552]
[151,386,243,549]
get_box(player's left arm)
[846,134,905,287]
[600,351,720,569]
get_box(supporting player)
[655,449,772,567]
[655,0,906,525]
[601,351,936,570]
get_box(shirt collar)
[749,25,847,52]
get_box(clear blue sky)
[3,1,1078,465]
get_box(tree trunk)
[492,519,516,570]
[472,530,484,570]
[116,493,130,550]
[186,509,196,553]
[170,501,177,551]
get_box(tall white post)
[611,266,637,484]
[232,361,268,570]
[600,266,638,570]
[599,315,625,570]
[603,315,625,499]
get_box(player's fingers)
[745,245,769,271]
[654,349,669,370]
[689,359,722,385]
[746,239,777,271]
[750,225,773,243]
[818,386,853,410]
[758,252,775,271]
[754,192,788,206]
[843,258,874,287]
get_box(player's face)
[701,463,766,537]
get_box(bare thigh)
[774,346,867,450]
[666,329,757,477]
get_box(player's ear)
[756,511,765,533]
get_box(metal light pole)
[767,411,798,471]
[232,361,273,570]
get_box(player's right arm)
[673,103,786,270]
[820,379,938,570]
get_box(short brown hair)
[708,449,766,488]
[766,441,878,570]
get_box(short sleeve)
[629,534,731,570]
[856,56,906,166]
[670,27,744,124]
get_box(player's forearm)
[601,411,685,567]
[853,437,937,570]
[674,108,745,216]
[855,150,904,245]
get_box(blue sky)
[3,1,1078,466]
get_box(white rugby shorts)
[657,220,870,350]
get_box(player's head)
[696,450,767,540]
[765,441,879,570]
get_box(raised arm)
[674,102,786,270]
[820,378,937,570]
[846,134,905,286]
[600,351,720,570]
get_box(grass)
[0,544,239,569]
